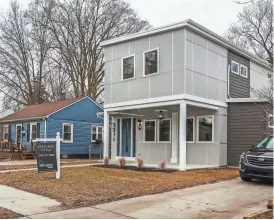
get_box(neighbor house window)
[240,64,248,78]
[144,48,159,75]
[63,123,73,143]
[268,114,274,128]
[158,119,171,142]
[144,120,156,142]
[91,125,103,142]
[3,125,9,141]
[231,60,239,75]
[30,123,37,141]
[122,55,135,80]
[186,117,194,142]
[197,116,214,142]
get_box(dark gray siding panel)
[227,102,271,166]
[228,50,250,98]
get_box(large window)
[144,48,159,76]
[197,116,214,142]
[144,120,156,142]
[3,125,9,141]
[158,119,171,142]
[240,64,248,78]
[122,55,135,80]
[186,117,194,142]
[91,125,103,142]
[63,123,73,143]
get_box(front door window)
[121,119,132,157]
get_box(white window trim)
[16,124,22,143]
[186,117,195,143]
[268,114,274,128]
[231,60,239,75]
[196,115,214,143]
[157,119,171,143]
[143,119,156,143]
[121,54,135,81]
[91,125,103,142]
[30,122,37,142]
[240,64,248,78]
[143,48,160,77]
[3,124,9,141]
[62,123,73,143]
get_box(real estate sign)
[36,143,57,172]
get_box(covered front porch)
[103,99,227,171]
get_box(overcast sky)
[0,0,245,36]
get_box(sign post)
[34,132,62,179]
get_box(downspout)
[227,64,231,98]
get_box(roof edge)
[0,116,45,123]
[226,98,265,103]
[100,19,272,71]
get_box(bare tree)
[43,0,150,101]
[0,1,52,110]
[233,0,253,4]
[225,0,273,67]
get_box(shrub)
[118,157,126,168]
[103,156,109,165]
[137,157,144,169]
[159,160,166,170]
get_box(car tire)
[239,172,252,182]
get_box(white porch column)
[111,117,117,159]
[103,110,109,158]
[170,112,178,163]
[179,102,187,171]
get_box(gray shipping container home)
[100,19,273,171]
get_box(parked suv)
[239,136,273,181]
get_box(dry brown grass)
[0,166,238,208]
[0,208,21,219]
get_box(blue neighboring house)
[0,97,104,158]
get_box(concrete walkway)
[0,185,61,216]
[20,178,273,219]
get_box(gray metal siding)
[228,50,250,98]
[227,103,271,166]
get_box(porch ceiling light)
[155,109,167,122]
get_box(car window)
[256,137,273,149]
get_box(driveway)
[28,178,273,219]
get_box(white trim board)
[104,94,227,111]
[226,98,265,103]
[100,19,271,71]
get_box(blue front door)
[121,118,131,157]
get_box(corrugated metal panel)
[227,102,271,166]
[228,50,250,98]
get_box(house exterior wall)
[227,102,272,166]
[250,61,272,98]
[228,50,250,98]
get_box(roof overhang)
[0,116,46,123]
[100,19,272,71]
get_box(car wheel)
[240,172,252,182]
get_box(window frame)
[30,122,37,142]
[186,117,195,143]
[143,48,160,77]
[91,125,104,142]
[143,119,156,143]
[62,123,73,143]
[3,124,9,141]
[268,114,274,128]
[196,115,214,143]
[157,119,171,143]
[231,60,239,75]
[240,64,248,78]
[121,54,135,81]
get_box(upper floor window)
[144,48,159,76]
[63,123,73,143]
[122,55,135,80]
[240,64,248,78]
[231,60,239,75]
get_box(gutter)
[0,116,46,123]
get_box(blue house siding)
[46,119,102,156]
[9,120,45,150]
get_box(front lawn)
[0,166,238,208]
